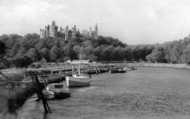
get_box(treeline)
[146,35,190,64]
[1,32,190,68]
[0,33,153,68]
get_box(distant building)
[49,21,58,37]
[40,21,99,40]
[94,24,98,39]
[40,21,58,38]
[64,25,69,40]
[82,30,90,37]
[84,24,98,39]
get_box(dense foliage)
[146,35,190,64]
[1,32,190,68]
[0,40,6,56]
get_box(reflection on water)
[2,67,190,119]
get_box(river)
[3,67,190,119]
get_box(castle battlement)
[40,21,98,40]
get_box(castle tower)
[89,27,93,37]
[64,25,69,40]
[40,29,45,39]
[72,25,77,32]
[49,21,58,37]
[60,27,64,33]
[72,25,77,39]
[68,30,72,40]
[95,24,98,35]
[45,25,50,38]
[94,24,98,39]
[40,25,50,38]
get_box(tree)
[0,41,7,68]
[12,56,33,67]
[24,33,40,40]
[15,47,27,58]
[146,47,167,63]
[40,48,49,61]
[35,39,47,50]
[0,40,6,56]
[49,46,60,61]
[124,47,133,61]
[25,48,39,61]
[101,45,114,61]
[165,42,183,63]
[64,43,77,60]
[181,45,190,64]
[8,43,20,57]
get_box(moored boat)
[110,67,127,73]
[65,60,91,88]
[65,76,90,88]
[43,83,70,100]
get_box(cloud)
[0,0,190,44]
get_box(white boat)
[65,60,91,88]
[72,74,89,78]
[66,76,90,88]
[43,83,70,100]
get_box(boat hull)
[110,70,126,73]
[66,77,90,88]
[110,67,127,73]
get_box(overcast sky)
[1,0,190,44]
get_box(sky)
[1,0,190,44]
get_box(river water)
[3,67,190,119]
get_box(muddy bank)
[127,63,190,69]
[0,75,65,117]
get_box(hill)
[0,33,132,67]
[1,32,190,68]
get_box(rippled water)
[3,67,190,119]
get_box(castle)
[40,21,98,40]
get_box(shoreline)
[127,63,190,70]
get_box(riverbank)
[13,67,190,119]
[127,63,190,70]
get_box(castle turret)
[40,29,45,38]
[94,24,98,39]
[49,21,58,37]
[45,25,50,38]
[72,25,77,39]
[88,24,98,39]
[64,25,69,40]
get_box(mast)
[78,53,82,76]
[78,61,81,76]
[71,65,74,75]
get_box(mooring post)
[32,74,51,113]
